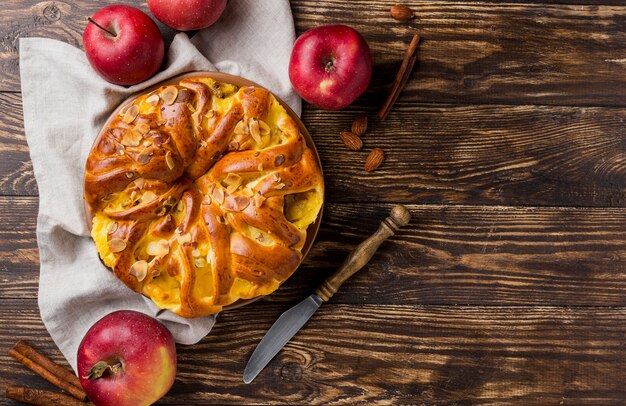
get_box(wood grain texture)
[0,1,624,107]
[2,198,625,307]
[3,95,626,207]
[0,93,37,196]
[292,1,626,107]
[308,104,626,206]
[0,0,176,92]
[2,299,626,405]
[2,0,626,404]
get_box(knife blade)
[243,205,411,383]
[243,294,323,384]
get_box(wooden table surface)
[2,0,626,404]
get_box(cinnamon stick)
[6,386,90,406]
[378,34,421,120]
[9,341,87,401]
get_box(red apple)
[77,310,176,406]
[147,0,227,31]
[289,25,372,110]
[83,5,164,86]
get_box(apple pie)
[84,75,324,317]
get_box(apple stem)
[325,60,334,73]
[83,360,123,380]
[87,17,117,38]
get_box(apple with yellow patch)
[77,310,176,406]
[289,25,372,110]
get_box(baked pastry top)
[84,77,324,318]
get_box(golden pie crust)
[84,74,324,318]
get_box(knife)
[243,205,411,384]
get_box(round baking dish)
[84,71,324,313]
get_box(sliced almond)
[141,190,158,203]
[194,257,208,268]
[106,222,119,235]
[121,131,142,147]
[136,151,152,165]
[275,182,286,190]
[192,248,201,257]
[135,123,150,135]
[129,260,148,282]
[206,250,216,266]
[202,195,212,205]
[254,192,266,208]
[165,151,175,170]
[234,120,248,135]
[223,173,243,190]
[176,199,185,212]
[259,134,270,148]
[177,233,192,245]
[125,172,134,179]
[176,89,190,104]
[122,105,139,124]
[257,163,264,171]
[108,238,127,253]
[212,187,225,204]
[115,144,125,156]
[134,178,145,189]
[145,94,160,106]
[224,195,250,212]
[258,120,271,136]
[228,141,240,151]
[162,86,178,105]
[249,119,262,144]
[146,239,169,257]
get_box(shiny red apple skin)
[289,25,372,110]
[147,0,227,31]
[83,5,164,86]
[77,310,177,406]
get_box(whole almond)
[340,131,363,151]
[390,4,414,21]
[351,113,368,136]
[364,148,385,172]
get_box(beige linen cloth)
[19,0,300,370]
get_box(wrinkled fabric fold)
[19,0,298,370]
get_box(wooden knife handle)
[314,205,411,302]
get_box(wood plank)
[1,299,626,405]
[2,1,626,107]
[3,93,625,206]
[308,104,626,206]
[296,1,626,107]
[3,198,625,307]
[0,93,36,196]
